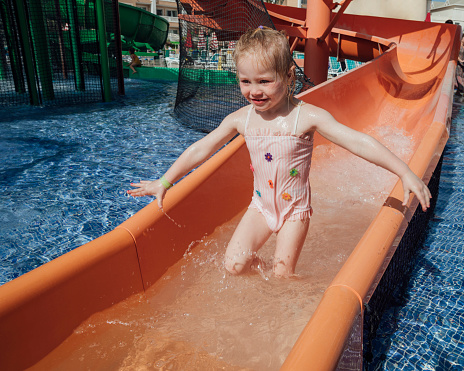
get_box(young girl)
[129,47,141,74]
[128,27,432,277]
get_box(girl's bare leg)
[273,219,310,277]
[224,207,272,275]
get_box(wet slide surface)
[30,130,413,370]
[118,2,168,50]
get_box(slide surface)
[0,3,460,371]
[118,2,169,51]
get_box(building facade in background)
[345,0,427,21]
[263,0,306,7]
[428,0,464,25]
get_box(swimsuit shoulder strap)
[292,101,303,135]
[244,105,253,132]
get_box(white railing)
[168,33,179,41]
[161,16,178,23]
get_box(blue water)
[370,103,464,370]
[0,79,206,286]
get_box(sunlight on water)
[0,80,205,285]
[30,124,415,370]
[312,124,414,206]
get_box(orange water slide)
[0,4,461,371]
[270,8,461,369]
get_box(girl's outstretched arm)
[128,111,242,208]
[308,106,432,211]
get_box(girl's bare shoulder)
[221,104,251,135]
[297,101,335,132]
[299,101,331,116]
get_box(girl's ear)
[287,65,296,80]
[286,65,297,98]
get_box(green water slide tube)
[118,3,169,51]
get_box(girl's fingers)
[128,180,156,197]
[423,186,432,210]
[402,190,410,207]
[127,180,167,208]
[128,185,150,197]
[130,180,151,187]
[127,189,144,197]
[412,186,432,212]
[418,195,427,212]
[417,185,431,211]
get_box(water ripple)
[0,80,206,285]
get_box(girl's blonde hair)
[233,26,296,96]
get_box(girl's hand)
[128,180,167,209]
[400,170,432,212]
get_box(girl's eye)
[260,80,271,84]
[241,80,250,84]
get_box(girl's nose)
[250,83,262,96]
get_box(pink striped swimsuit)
[244,103,314,232]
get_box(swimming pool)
[368,103,464,370]
[0,79,206,286]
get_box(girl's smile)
[251,97,268,106]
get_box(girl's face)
[236,54,291,114]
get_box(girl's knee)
[273,266,293,278]
[273,258,295,278]
[224,249,252,275]
[224,257,247,275]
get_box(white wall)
[345,0,427,21]
[431,5,464,25]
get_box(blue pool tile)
[0,80,206,286]
[369,103,464,369]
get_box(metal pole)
[0,0,24,87]
[28,0,55,101]
[13,0,40,104]
[95,0,112,102]
[66,0,85,91]
[112,0,124,96]
[304,0,332,85]
[0,2,7,81]
[54,0,68,79]
[0,45,6,81]
[318,0,353,43]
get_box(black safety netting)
[329,155,443,371]
[361,155,443,369]
[0,0,123,107]
[174,0,313,133]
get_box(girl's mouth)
[252,98,268,105]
